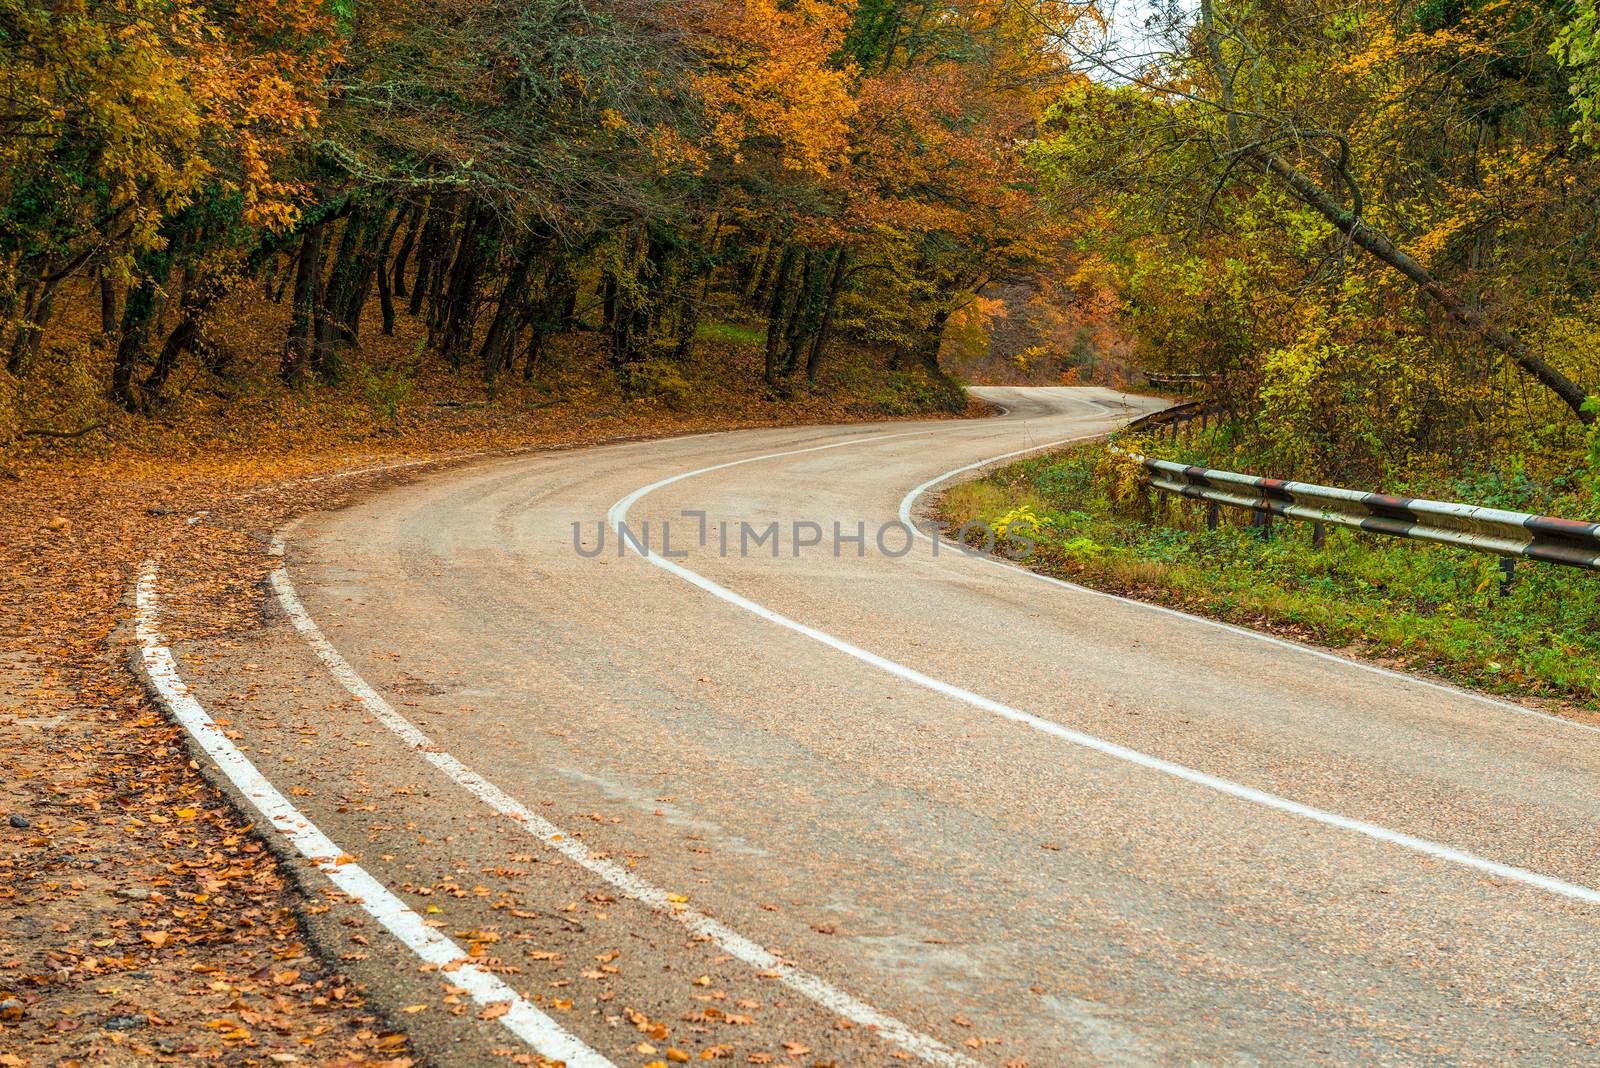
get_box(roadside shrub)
[944,442,1600,707]
[353,362,414,426]
[618,358,694,411]
[870,370,965,414]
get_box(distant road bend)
[167,387,1600,1066]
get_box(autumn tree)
[1033,0,1600,474]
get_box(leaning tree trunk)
[409,193,456,319]
[111,240,179,411]
[281,223,325,384]
[7,282,55,377]
[479,233,546,382]
[141,274,220,404]
[99,265,118,338]
[1246,146,1592,423]
[390,200,424,300]
[437,206,498,369]
[781,250,819,379]
[806,246,849,383]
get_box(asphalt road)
[169,387,1600,1067]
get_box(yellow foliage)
[686,0,857,177]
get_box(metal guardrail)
[1123,399,1218,441]
[1141,370,1213,389]
[1110,439,1600,571]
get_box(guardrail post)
[1247,507,1275,541]
[1112,442,1600,574]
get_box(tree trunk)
[742,233,771,304]
[806,246,849,382]
[99,266,117,338]
[110,240,179,410]
[282,223,324,384]
[391,200,424,299]
[321,206,381,349]
[9,286,55,377]
[339,208,389,342]
[141,277,218,404]
[762,244,798,387]
[376,204,412,336]
[914,306,951,372]
[479,233,545,382]
[438,207,497,369]
[1245,150,1591,422]
[409,193,456,318]
[781,250,816,379]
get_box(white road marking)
[134,562,615,1068]
[609,434,1600,907]
[896,427,1600,737]
[266,531,980,1068]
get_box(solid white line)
[609,431,1600,908]
[897,431,1600,738]
[134,562,615,1068]
[265,533,979,1068]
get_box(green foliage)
[695,321,767,347]
[617,358,694,411]
[353,362,415,426]
[1585,396,1600,494]
[868,369,965,414]
[1554,0,1600,143]
[952,445,1600,707]
[1034,0,1600,484]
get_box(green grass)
[695,320,767,347]
[940,445,1600,709]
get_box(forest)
[1,0,1095,450]
[5,0,1600,488]
[10,2,1600,1058]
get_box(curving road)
[169,388,1600,1067]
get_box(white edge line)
[894,427,1600,738]
[264,530,979,1068]
[607,426,1600,908]
[134,562,615,1068]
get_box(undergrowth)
[941,444,1600,709]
